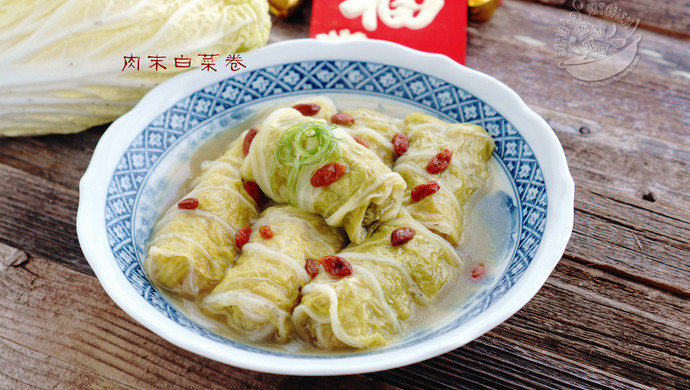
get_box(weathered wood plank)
[0,336,133,390]
[0,125,103,192]
[0,163,88,275]
[526,0,690,37]
[532,104,689,209]
[2,245,688,389]
[466,1,690,144]
[0,253,396,390]
[567,178,690,295]
[370,258,690,389]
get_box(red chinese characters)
[122,54,140,71]
[148,54,166,71]
[225,54,246,71]
[121,53,247,72]
[198,53,218,72]
[174,55,192,68]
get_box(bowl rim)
[77,38,574,375]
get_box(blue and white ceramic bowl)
[77,39,573,375]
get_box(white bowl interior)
[79,39,573,375]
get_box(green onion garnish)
[272,121,342,204]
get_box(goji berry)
[305,258,320,279]
[292,103,321,116]
[426,149,453,174]
[243,181,265,207]
[235,226,252,250]
[331,112,355,125]
[392,132,409,156]
[310,162,347,187]
[352,135,369,149]
[259,225,274,239]
[411,180,440,202]
[391,227,415,246]
[177,198,199,210]
[471,264,486,279]
[318,255,353,278]
[242,127,259,156]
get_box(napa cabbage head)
[0,0,270,136]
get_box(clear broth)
[155,101,516,354]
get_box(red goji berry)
[331,112,355,125]
[259,225,274,239]
[426,149,453,174]
[305,258,320,279]
[242,127,259,156]
[310,163,347,187]
[177,198,199,210]
[471,264,486,279]
[292,103,321,116]
[244,181,265,207]
[235,226,252,250]
[352,135,369,149]
[390,227,415,246]
[392,132,409,156]
[318,255,353,278]
[411,180,440,202]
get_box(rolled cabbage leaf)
[338,108,403,167]
[201,205,346,342]
[292,214,461,349]
[144,135,259,297]
[394,113,495,246]
[241,107,406,243]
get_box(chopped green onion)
[272,121,342,204]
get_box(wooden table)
[1,1,688,388]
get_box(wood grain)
[2,248,687,389]
[467,1,689,143]
[0,253,395,390]
[529,0,690,37]
[0,337,132,390]
[370,258,690,389]
[0,1,688,388]
[568,179,690,295]
[0,126,104,191]
[0,162,88,275]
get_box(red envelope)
[310,0,467,65]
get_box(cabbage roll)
[241,106,406,243]
[292,214,461,349]
[336,108,403,167]
[394,113,494,246]
[201,205,346,342]
[144,134,259,297]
